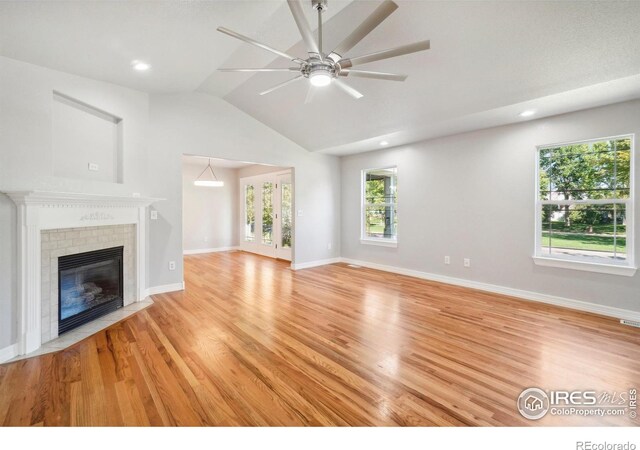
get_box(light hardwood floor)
[1,251,638,426]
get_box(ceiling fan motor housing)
[303,57,336,78]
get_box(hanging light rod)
[194,158,224,187]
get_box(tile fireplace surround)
[4,191,162,360]
[41,224,136,344]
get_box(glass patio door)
[242,182,257,244]
[240,171,292,260]
[275,173,292,261]
[260,179,275,254]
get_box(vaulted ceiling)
[2,1,640,155]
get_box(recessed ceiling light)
[132,60,151,71]
[380,141,389,146]
[519,110,535,117]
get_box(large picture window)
[362,167,397,246]
[535,135,634,275]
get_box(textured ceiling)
[217,1,640,154]
[0,1,285,93]
[2,1,640,155]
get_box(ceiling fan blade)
[259,75,304,96]
[339,40,430,68]
[329,0,398,60]
[304,86,317,104]
[339,69,407,82]
[287,0,320,55]
[219,68,301,72]
[217,27,305,64]
[333,79,364,99]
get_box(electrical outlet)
[150,210,158,220]
[444,256,450,265]
[297,209,303,217]
[88,163,99,171]
[168,261,176,271]
[464,258,471,268]
[327,243,332,250]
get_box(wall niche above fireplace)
[58,246,124,334]
[52,91,123,184]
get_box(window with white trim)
[362,167,397,245]
[535,135,634,272]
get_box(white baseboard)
[145,282,185,296]
[0,343,19,364]
[339,258,640,323]
[183,246,239,255]
[290,257,342,270]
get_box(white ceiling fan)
[217,0,430,100]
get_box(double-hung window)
[534,135,635,275]
[362,167,398,246]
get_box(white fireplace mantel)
[4,191,163,357]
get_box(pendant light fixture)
[194,158,224,187]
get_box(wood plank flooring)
[1,251,639,426]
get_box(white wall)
[147,93,341,288]
[182,161,239,252]
[0,56,149,350]
[237,164,288,178]
[341,100,640,313]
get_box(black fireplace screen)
[58,246,124,334]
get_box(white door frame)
[274,172,293,261]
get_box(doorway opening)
[182,155,294,262]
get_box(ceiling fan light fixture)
[309,70,332,87]
[194,180,224,187]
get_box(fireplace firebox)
[58,246,124,334]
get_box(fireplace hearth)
[58,246,124,334]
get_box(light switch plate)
[88,163,99,171]
[150,210,158,220]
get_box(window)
[262,181,273,245]
[535,135,635,275]
[244,184,255,242]
[362,167,397,246]
[281,182,292,248]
